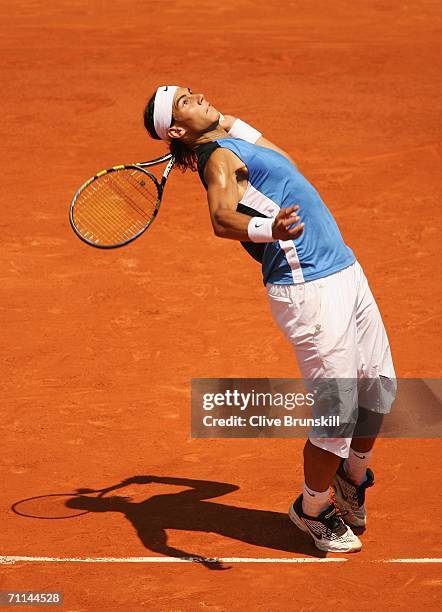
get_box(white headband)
[153,85,178,141]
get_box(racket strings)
[76,185,127,242]
[77,172,155,236]
[107,171,157,219]
[74,182,143,242]
[73,169,159,245]
[81,182,145,241]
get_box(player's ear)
[168,124,186,140]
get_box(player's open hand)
[272,205,304,240]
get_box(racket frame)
[69,153,174,249]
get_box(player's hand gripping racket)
[69,153,175,248]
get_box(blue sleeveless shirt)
[197,137,355,285]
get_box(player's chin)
[206,106,220,123]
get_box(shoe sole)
[288,504,362,553]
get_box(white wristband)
[228,118,262,144]
[247,217,276,243]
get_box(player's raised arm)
[205,148,304,242]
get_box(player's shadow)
[65,475,326,569]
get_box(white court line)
[1,556,441,565]
[384,558,442,564]
[1,556,343,564]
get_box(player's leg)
[333,411,384,529]
[267,266,362,552]
[344,406,384,482]
[347,406,384,478]
[332,261,396,528]
[303,439,341,492]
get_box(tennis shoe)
[288,495,362,553]
[332,461,374,529]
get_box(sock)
[344,448,373,485]
[301,482,330,517]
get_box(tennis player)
[143,86,396,553]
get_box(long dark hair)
[143,92,198,172]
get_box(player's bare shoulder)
[204,146,249,192]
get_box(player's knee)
[358,373,397,415]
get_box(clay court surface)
[2,0,441,609]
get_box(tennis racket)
[69,153,175,248]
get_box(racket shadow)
[61,474,326,568]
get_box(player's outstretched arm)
[205,149,304,242]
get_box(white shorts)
[266,260,396,458]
